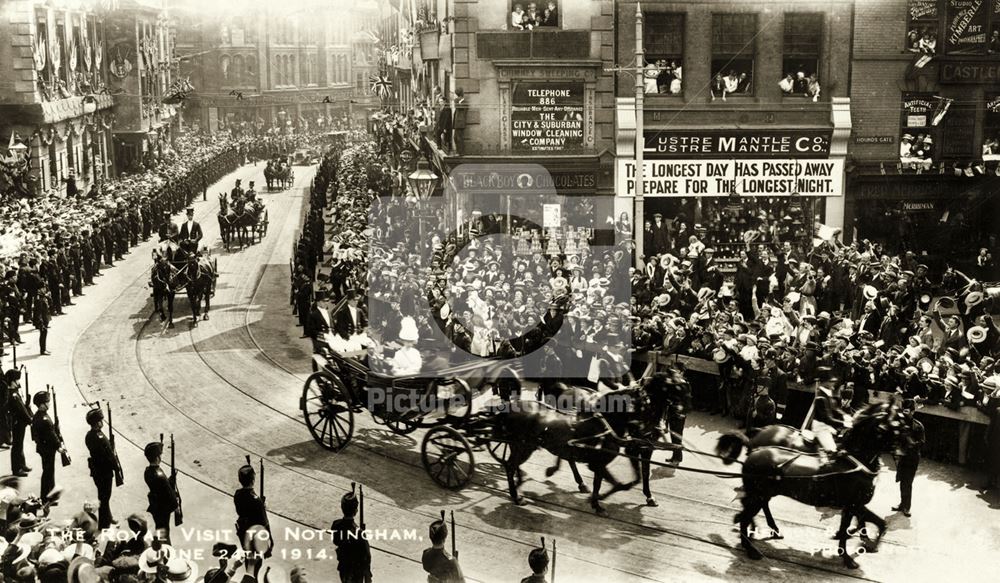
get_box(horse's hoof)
[843,556,859,570]
[593,506,609,518]
[646,497,658,507]
[192,321,199,328]
[168,322,175,329]
[862,541,878,554]
[768,530,783,540]
[514,497,529,507]
[578,484,590,494]
[159,314,166,322]
[544,467,558,478]
[203,314,209,321]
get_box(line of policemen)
[0,146,242,360]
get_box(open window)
[906,0,938,54]
[509,1,560,30]
[643,13,684,95]
[781,13,822,100]
[711,13,756,98]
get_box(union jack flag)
[369,73,393,100]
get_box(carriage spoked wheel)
[486,439,511,466]
[385,416,420,435]
[301,370,355,451]
[421,426,475,490]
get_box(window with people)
[643,13,683,95]
[509,1,559,29]
[906,0,938,53]
[899,92,938,170]
[710,13,756,100]
[780,13,822,101]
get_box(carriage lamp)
[406,158,439,200]
[6,136,29,161]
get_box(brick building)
[0,0,115,197]
[381,0,618,241]
[615,0,853,264]
[172,0,361,135]
[850,0,999,267]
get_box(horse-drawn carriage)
[150,239,217,328]
[302,345,518,491]
[218,193,267,250]
[264,157,293,190]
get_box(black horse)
[151,257,178,328]
[722,402,907,569]
[172,252,216,327]
[491,372,676,515]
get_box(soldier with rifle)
[520,538,556,583]
[331,483,372,583]
[84,403,120,528]
[6,366,31,476]
[30,387,66,503]
[143,437,179,543]
[421,511,464,583]
[234,455,272,566]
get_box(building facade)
[616,0,854,264]
[850,0,999,267]
[105,0,176,173]
[0,0,115,197]
[173,0,362,136]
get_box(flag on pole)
[369,73,393,100]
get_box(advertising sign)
[511,82,584,152]
[945,0,988,54]
[618,159,844,197]
[643,129,833,159]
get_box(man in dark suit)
[452,88,468,156]
[893,398,925,517]
[178,207,203,245]
[333,290,367,341]
[84,407,117,528]
[144,441,179,543]
[650,214,670,257]
[6,371,32,476]
[434,96,453,152]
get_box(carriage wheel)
[301,371,354,451]
[386,417,420,435]
[421,426,475,490]
[487,439,511,466]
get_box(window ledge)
[707,95,759,104]
[644,93,684,99]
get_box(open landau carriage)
[301,329,519,490]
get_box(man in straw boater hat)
[331,484,371,583]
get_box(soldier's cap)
[238,464,255,485]
[32,391,50,406]
[85,407,104,425]
[528,544,549,573]
[143,442,163,461]
[428,519,448,544]
[341,490,359,515]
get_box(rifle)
[108,402,125,486]
[358,484,365,531]
[450,511,457,559]
[552,538,557,583]
[50,386,71,467]
[170,434,184,526]
[259,458,265,505]
[20,365,28,404]
[11,342,16,368]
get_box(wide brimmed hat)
[399,316,419,342]
[163,556,199,583]
[712,347,730,363]
[967,326,988,344]
[862,285,878,301]
[138,544,175,574]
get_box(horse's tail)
[716,432,750,465]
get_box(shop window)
[906,0,938,54]
[983,94,1000,160]
[900,92,940,168]
[509,1,559,30]
[781,13,822,100]
[643,13,683,96]
[711,13,756,98]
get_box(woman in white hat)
[391,317,422,376]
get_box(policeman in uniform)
[421,517,464,583]
[143,441,179,543]
[234,462,271,556]
[665,367,693,465]
[85,407,117,528]
[331,488,372,583]
[6,369,32,476]
[893,398,925,517]
[33,288,51,356]
[30,391,63,502]
[520,543,550,583]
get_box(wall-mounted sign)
[451,169,597,193]
[643,129,833,159]
[945,0,988,54]
[618,159,844,197]
[510,81,584,153]
[853,135,896,144]
[903,201,937,211]
[542,204,561,228]
[940,61,1000,83]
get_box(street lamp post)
[634,3,645,264]
[407,157,440,249]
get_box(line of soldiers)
[0,370,67,504]
[0,146,243,360]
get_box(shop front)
[618,127,847,266]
